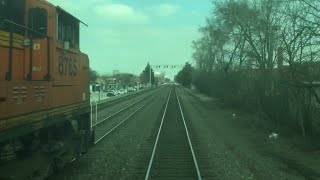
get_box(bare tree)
[191,0,320,136]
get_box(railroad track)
[93,87,165,144]
[90,86,164,126]
[145,86,202,180]
[91,86,160,111]
[66,87,165,165]
[50,85,201,179]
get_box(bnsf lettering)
[58,56,78,76]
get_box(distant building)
[90,83,101,92]
[105,77,118,90]
[90,77,105,92]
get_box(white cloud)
[95,4,149,24]
[148,4,180,17]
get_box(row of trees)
[175,62,193,88]
[89,68,139,88]
[190,0,320,137]
[89,62,163,88]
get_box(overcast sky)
[48,0,211,79]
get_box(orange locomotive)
[0,0,92,178]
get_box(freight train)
[0,0,93,178]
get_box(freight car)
[0,0,93,179]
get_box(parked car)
[105,90,116,97]
[118,89,126,95]
[106,92,116,97]
[128,88,135,92]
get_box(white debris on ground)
[269,132,279,140]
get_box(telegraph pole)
[149,63,151,86]
[148,62,152,87]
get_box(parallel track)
[91,86,165,127]
[93,87,165,144]
[145,86,202,179]
[91,86,160,113]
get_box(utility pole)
[149,63,152,87]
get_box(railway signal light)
[150,64,183,69]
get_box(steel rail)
[176,89,202,180]
[94,103,145,144]
[94,89,164,144]
[144,88,172,180]
[68,89,165,164]
[92,89,161,127]
[144,87,202,180]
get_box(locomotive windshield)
[0,0,24,34]
[56,7,80,49]
[28,7,48,38]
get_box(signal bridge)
[151,65,184,69]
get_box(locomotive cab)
[0,1,92,179]
[0,0,90,123]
